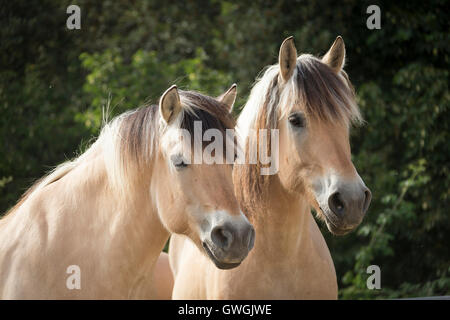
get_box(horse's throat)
[250,192,313,257]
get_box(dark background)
[0,0,448,298]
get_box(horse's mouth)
[202,242,241,270]
[319,206,353,236]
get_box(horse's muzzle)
[202,221,255,269]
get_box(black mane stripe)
[119,90,236,164]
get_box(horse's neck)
[248,181,314,258]
[1,146,168,297]
[63,149,168,278]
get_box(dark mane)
[179,90,236,143]
[118,89,236,168]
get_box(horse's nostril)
[211,226,233,250]
[363,189,372,213]
[329,192,345,215]
[246,226,255,251]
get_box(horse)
[167,36,372,299]
[0,84,255,299]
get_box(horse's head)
[273,37,371,235]
[154,85,254,269]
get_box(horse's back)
[0,169,98,299]
[0,196,53,298]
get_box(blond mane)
[3,90,235,217]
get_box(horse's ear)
[217,83,237,112]
[159,85,182,124]
[279,36,297,82]
[322,36,346,73]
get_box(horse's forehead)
[309,118,350,140]
[160,126,190,154]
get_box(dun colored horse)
[168,36,372,299]
[0,85,254,299]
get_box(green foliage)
[0,0,448,298]
[79,48,233,132]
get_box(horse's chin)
[319,207,355,236]
[202,242,242,270]
[324,219,353,236]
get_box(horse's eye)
[171,154,188,169]
[288,113,306,128]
